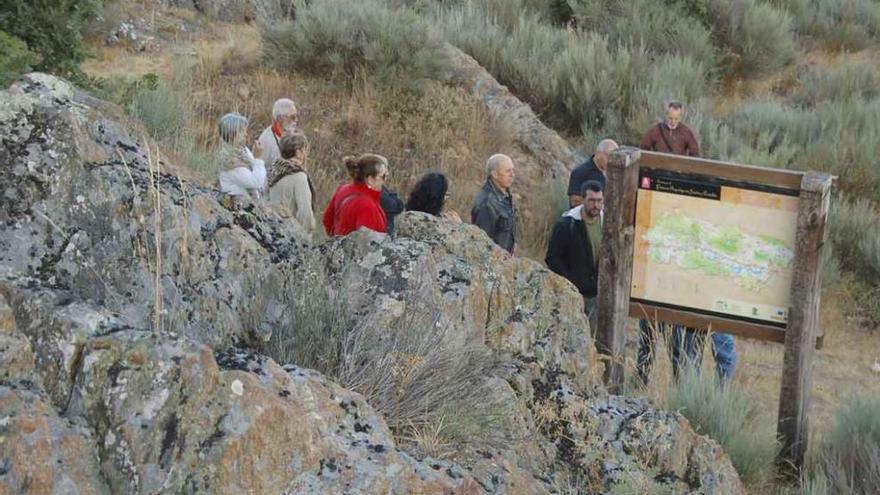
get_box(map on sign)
[631,170,800,326]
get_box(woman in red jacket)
[323,154,389,236]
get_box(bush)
[263,269,515,452]
[708,0,797,77]
[0,0,103,81]
[438,2,713,141]
[808,397,880,494]
[792,59,880,107]
[0,30,36,86]
[567,0,717,67]
[258,0,451,91]
[829,197,880,284]
[666,365,779,487]
[774,0,880,51]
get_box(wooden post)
[777,171,833,471]
[596,147,640,393]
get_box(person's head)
[594,139,619,174]
[279,132,310,161]
[665,100,684,130]
[344,153,388,191]
[581,180,604,220]
[486,154,515,191]
[405,172,449,216]
[272,98,298,132]
[218,112,249,145]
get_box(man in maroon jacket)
[636,100,737,386]
[639,101,701,157]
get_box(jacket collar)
[563,205,603,223]
[483,178,511,198]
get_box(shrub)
[666,365,779,487]
[258,0,451,91]
[0,0,103,81]
[438,2,713,141]
[774,0,880,51]
[708,0,797,77]
[567,0,717,67]
[0,30,36,86]
[809,397,880,494]
[263,269,515,452]
[829,197,880,282]
[792,59,880,107]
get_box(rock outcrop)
[443,45,584,179]
[0,73,743,494]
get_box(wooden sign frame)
[596,147,833,471]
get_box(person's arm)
[353,198,387,233]
[568,167,585,207]
[291,174,316,231]
[686,128,702,157]
[472,203,498,242]
[322,193,336,235]
[639,126,655,151]
[545,219,571,279]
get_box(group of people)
[216,97,736,386]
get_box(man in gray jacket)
[471,154,517,253]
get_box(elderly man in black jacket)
[471,154,517,253]
[546,180,604,333]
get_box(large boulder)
[0,73,308,350]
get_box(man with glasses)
[546,180,604,332]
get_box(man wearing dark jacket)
[472,154,517,253]
[567,139,617,207]
[546,180,604,333]
[380,186,405,236]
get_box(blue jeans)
[637,319,737,385]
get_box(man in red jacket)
[639,101,701,157]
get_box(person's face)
[491,159,515,190]
[366,164,387,191]
[583,190,604,219]
[666,108,682,129]
[278,112,298,132]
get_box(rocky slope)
[0,73,743,493]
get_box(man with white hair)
[471,154,517,253]
[567,139,618,207]
[257,98,299,165]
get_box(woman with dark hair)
[322,154,388,236]
[406,172,461,222]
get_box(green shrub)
[808,397,880,494]
[0,30,36,86]
[792,59,880,107]
[258,0,451,91]
[774,0,880,51]
[828,196,880,284]
[666,365,779,487]
[0,0,103,81]
[708,0,797,76]
[438,1,713,141]
[567,0,717,67]
[725,98,880,201]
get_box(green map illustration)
[644,212,795,291]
